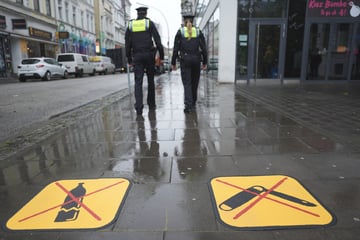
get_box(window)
[238,0,288,18]
[65,2,69,22]
[58,0,63,20]
[87,13,90,31]
[205,6,219,76]
[73,6,76,25]
[91,16,94,32]
[34,0,40,12]
[351,24,360,80]
[46,0,51,16]
[81,11,84,28]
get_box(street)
[0,73,132,142]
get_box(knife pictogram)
[219,185,316,211]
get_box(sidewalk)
[0,73,18,84]
[0,72,359,239]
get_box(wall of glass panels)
[203,6,219,77]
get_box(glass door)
[307,23,329,80]
[351,23,360,81]
[306,23,357,81]
[328,23,354,80]
[249,22,285,80]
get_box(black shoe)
[136,110,142,115]
[149,105,156,110]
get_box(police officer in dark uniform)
[171,14,207,113]
[125,7,164,115]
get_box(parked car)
[89,56,116,75]
[56,53,96,77]
[17,57,68,82]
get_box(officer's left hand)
[202,64,207,70]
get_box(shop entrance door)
[249,22,286,81]
[306,23,357,81]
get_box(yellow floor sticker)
[6,178,131,231]
[209,175,335,229]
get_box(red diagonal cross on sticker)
[215,177,320,219]
[55,182,101,221]
[18,180,125,222]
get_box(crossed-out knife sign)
[219,185,316,211]
[209,175,335,229]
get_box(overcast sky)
[129,0,182,48]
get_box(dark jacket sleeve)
[199,30,208,65]
[125,26,132,64]
[171,30,181,66]
[149,20,164,60]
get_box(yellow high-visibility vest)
[128,19,150,32]
[180,27,199,38]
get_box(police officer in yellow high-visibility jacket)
[125,7,164,115]
[171,14,207,113]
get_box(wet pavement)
[0,72,359,239]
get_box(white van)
[89,56,116,75]
[56,53,96,77]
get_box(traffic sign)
[209,175,335,229]
[6,178,131,230]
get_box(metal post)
[127,64,132,96]
[255,23,260,84]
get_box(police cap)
[182,14,194,21]
[136,7,148,14]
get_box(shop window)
[205,6,219,77]
[284,0,306,78]
[238,0,288,18]
[235,19,249,80]
[351,24,360,80]
[328,24,352,80]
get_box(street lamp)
[136,2,170,75]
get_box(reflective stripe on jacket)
[180,27,199,39]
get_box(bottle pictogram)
[54,183,86,222]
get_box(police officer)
[125,7,164,115]
[171,14,207,113]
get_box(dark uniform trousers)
[180,54,201,109]
[133,51,156,112]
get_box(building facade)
[94,0,130,55]
[56,0,96,56]
[0,0,58,77]
[195,0,360,83]
[0,0,131,78]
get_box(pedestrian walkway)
[0,73,18,84]
[0,72,359,239]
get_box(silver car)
[17,57,68,82]
[89,56,116,75]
